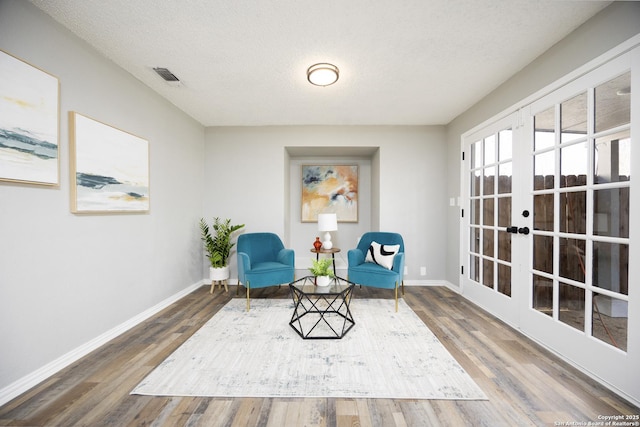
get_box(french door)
[463,112,526,326]
[461,48,638,401]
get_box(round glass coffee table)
[288,276,355,339]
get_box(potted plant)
[199,217,245,281]
[308,258,335,287]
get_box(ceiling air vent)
[153,67,182,86]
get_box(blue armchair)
[347,232,405,311]
[237,232,295,310]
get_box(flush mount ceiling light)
[307,63,339,86]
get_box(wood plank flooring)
[0,286,638,426]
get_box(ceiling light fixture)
[307,63,339,86]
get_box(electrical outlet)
[404,266,408,275]
[420,266,427,276]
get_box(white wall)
[445,2,640,288]
[204,125,448,282]
[0,0,205,391]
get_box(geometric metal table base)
[289,276,355,339]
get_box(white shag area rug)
[131,298,487,400]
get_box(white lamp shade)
[317,213,338,231]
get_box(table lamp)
[317,213,338,249]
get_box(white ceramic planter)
[316,275,331,287]
[209,266,230,281]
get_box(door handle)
[506,226,518,234]
[518,227,530,235]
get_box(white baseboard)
[442,280,462,294]
[229,276,457,288]
[402,279,447,287]
[0,280,205,407]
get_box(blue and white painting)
[0,50,59,185]
[71,112,149,213]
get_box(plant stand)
[209,266,230,293]
[210,279,228,293]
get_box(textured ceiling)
[30,0,611,126]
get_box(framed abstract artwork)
[301,165,358,222]
[0,50,59,185]
[69,112,149,214]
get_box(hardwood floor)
[1,286,637,426]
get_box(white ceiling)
[30,0,611,127]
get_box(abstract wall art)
[0,50,59,185]
[301,165,358,222]
[69,112,149,214]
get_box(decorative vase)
[316,275,331,287]
[209,266,230,281]
[313,237,322,251]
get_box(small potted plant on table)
[309,258,335,287]
[199,217,244,292]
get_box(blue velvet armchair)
[347,232,405,311]
[237,232,295,310]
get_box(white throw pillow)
[365,241,400,270]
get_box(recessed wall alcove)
[285,146,380,273]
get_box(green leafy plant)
[308,258,335,277]
[199,217,245,268]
